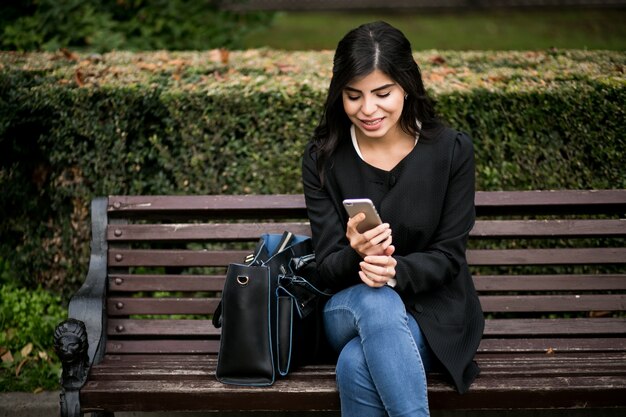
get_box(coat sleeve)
[301,143,362,290]
[394,132,476,295]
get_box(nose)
[361,96,377,116]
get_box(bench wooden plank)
[467,248,626,265]
[109,247,626,267]
[473,189,626,216]
[470,219,626,238]
[107,190,626,217]
[474,274,626,292]
[107,298,220,315]
[105,294,624,316]
[107,273,626,293]
[104,337,626,355]
[106,340,220,354]
[485,318,626,336]
[108,274,225,292]
[107,319,220,336]
[108,195,308,219]
[107,219,626,241]
[106,318,626,338]
[106,273,626,293]
[479,294,626,313]
[79,374,626,412]
[478,338,626,353]
[107,222,312,241]
[108,249,246,267]
[86,355,626,383]
[429,376,626,409]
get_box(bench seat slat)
[79,374,626,411]
[480,294,626,312]
[104,337,626,355]
[474,274,626,292]
[86,355,626,382]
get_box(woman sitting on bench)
[302,21,485,417]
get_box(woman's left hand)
[359,246,397,288]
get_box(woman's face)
[342,69,406,141]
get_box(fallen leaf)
[277,63,299,73]
[60,48,78,61]
[38,351,49,361]
[220,48,230,65]
[33,388,44,394]
[429,55,446,65]
[546,347,555,354]
[137,62,158,72]
[75,69,85,87]
[21,343,33,357]
[15,358,29,377]
[1,350,13,363]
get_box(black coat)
[301,125,485,394]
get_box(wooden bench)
[54,190,626,416]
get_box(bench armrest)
[54,197,109,390]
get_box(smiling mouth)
[360,118,384,126]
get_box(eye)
[377,92,391,98]
[346,95,360,101]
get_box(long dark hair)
[312,21,438,182]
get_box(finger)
[362,223,390,240]
[359,271,383,287]
[369,229,392,246]
[347,213,366,230]
[360,262,387,282]
[380,234,393,251]
[363,255,389,266]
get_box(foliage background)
[0,0,274,51]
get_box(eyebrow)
[344,83,396,94]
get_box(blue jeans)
[324,284,435,417]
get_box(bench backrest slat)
[106,219,626,241]
[474,274,626,292]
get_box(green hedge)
[0,49,624,294]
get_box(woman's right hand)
[346,213,393,258]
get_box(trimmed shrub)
[0,49,624,294]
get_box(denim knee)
[335,337,370,392]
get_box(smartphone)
[342,198,383,233]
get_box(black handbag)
[212,231,332,386]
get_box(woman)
[301,21,484,416]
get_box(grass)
[242,9,626,50]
